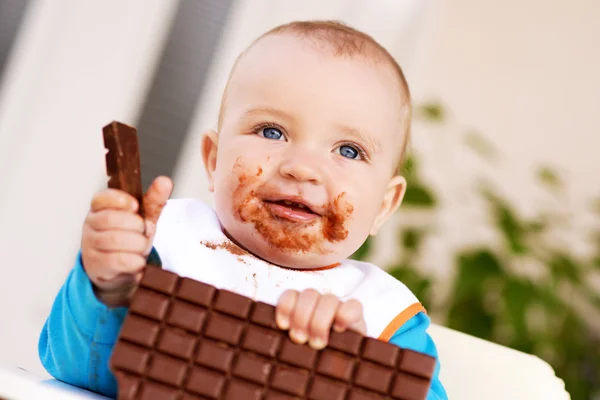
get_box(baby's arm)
[389,312,448,400]
[38,253,127,397]
[39,247,162,397]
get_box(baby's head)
[201,21,411,269]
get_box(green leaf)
[592,231,600,270]
[447,295,495,340]
[548,252,581,284]
[351,236,373,261]
[481,187,527,254]
[526,218,548,234]
[533,284,566,313]
[580,284,600,311]
[463,131,497,160]
[417,102,445,123]
[388,265,432,309]
[451,249,505,303]
[403,184,437,208]
[400,154,418,180]
[400,228,425,252]
[537,166,562,190]
[503,279,535,338]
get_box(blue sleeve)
[38,248,163,397]
[389,312,448,400]
[38,252,126,397]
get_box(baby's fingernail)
[309,337,326,350]
[276,315,289,330]
[290,329,307,344]
[333,323,345,332]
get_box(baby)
[39,21,447,399]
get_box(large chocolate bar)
[102,121,145,217]
[109,268,436,400]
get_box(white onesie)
[153,199,426,340]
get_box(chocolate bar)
[110,268,436,400]
[103,121,145,217]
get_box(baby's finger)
[276,290,298,330]
[91,189,138,212]
[308,294,339,349]
[288,289,320,344]
[88,230,149,254]
[333,299,366,335]
[84,248,146,279]
[347,318,367,335]
[87,210,145,233]
[94,269,145,308]
[143,176,173,225]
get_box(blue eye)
[338,144,361,159]
[259,127,284,140]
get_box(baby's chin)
[251,243,343,270]
[222,222,345,270]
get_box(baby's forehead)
[237,33,404,85]
[226,33,409,113]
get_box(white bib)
[153,199,425,339]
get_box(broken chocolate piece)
[110,267,436,399]
[102,121,144,217]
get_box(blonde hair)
[219,20,412,171]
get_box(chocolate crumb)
[200,240,250,258]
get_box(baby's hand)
[81,176,173,307]
[276,289,366,350]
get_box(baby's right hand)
[81,176,173,307]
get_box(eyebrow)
[242,106,295,122]
[337,125,382,154]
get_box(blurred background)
[0,0,598,398]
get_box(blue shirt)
[39,251,447,399]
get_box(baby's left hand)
[276,289,366,350]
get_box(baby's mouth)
[263,198,321,223]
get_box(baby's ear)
[369,175,406,235]
[201,130,219,192]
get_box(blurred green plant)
[352,102,600,400]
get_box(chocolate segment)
[110,267,436,399]
[102,121,144,217]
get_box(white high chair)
[429,324,571,399]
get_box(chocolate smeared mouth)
[263,198,320,215]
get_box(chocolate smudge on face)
[231,165,354,254]
[322,194,354,242]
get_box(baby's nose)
[278,157,324,184]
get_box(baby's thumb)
[143,176,174,226]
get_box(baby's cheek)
[346,200,376,247]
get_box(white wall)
[395,0,600,313]
[0,0,180,374]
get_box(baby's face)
[204,34,407,269]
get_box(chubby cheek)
[212,168,236,213]
[335,194,376,254]
[214,146,261,193]
[214,155,266,228]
